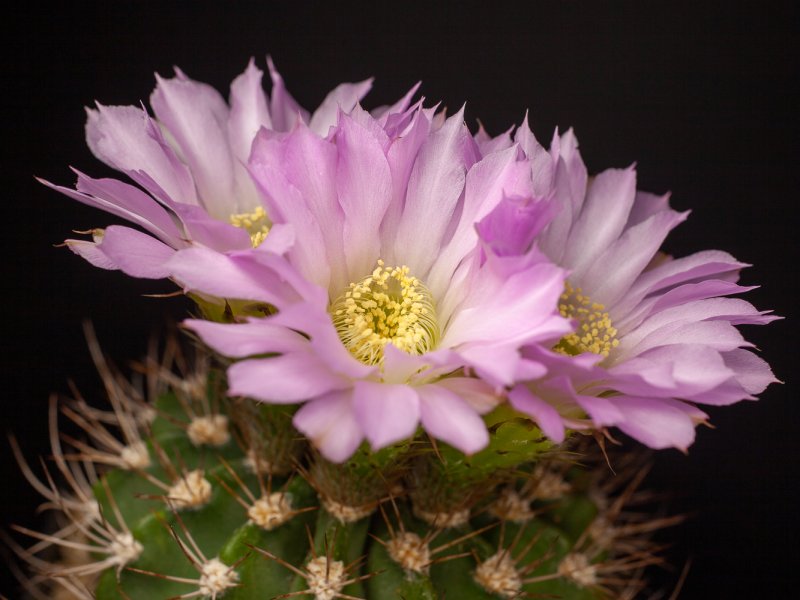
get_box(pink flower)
[173,105,571,461]
[40,58,393,280]
[494,118,779,450]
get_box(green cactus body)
[11,350,673,600]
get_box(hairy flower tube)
[481,118,779,449]
[172,104,572,461]
[40,57,403,280]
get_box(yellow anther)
[555,282,619,358]
[229,205,270,248]
[330,261,439,366]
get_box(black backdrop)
[2,2,797,597]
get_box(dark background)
[2,2,797,597]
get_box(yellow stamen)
[229,206,270,248]
[555,281,619,358]
[330,260,439,366]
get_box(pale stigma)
[555,281,619,358]
[330,260,439,366]
[229,206,270,248]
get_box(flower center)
[330,260,439,366]
[554,281,619,358]
[229,206,270,248]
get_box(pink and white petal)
[269,303,376,381]
[168,203,253,251]
[435,377,501,414]
[508,385,566,443]
[65,238,119,271]
[457,342,525,387]
[353,381,420,449]
[610,344,735,397]
[722,348,780,395]
[538,128,588,263]
[166,247,302,308]
[293,390,363,463]
[574,394,625,427]
[249,151,332,289]
[620,320,749,361]
[618,250,747,317]
[474,123,515,155]
[85,104,198,206]
[514,114,556,198]
[41,173,184,248]
[619,298,773,356]
[228,58,272,164]
[227,354,349,403]
[380,107,432,263]
[418,385,489,454]
[626,190,672,228]
[336,112,393,279]
[394,107,474,279]
[427,147,532,297]
[250,125,345,291]
[266,56,310,131]
[95,225,175,279]
[150,72,236,218]
[373,81,421,124]
[610,396,697,451]
[580,209,689,308]
[184,318,309,357]
[442,259,568,349]
[616,280,757,336]
[561,166,637,278]
[228,59,272,213]
[382,344,430,385]
[474,195,557,259]
[348,104,391,151]
[309,78,373,136]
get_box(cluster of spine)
[5,331,681,599]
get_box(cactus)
[7,328,679,599]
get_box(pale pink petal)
[722,349,780,395]
[373,81,421,124]
[266,56,309,131]
[508,385,565,443]
[228,58,272,163]
[227,59,271,213]
[514,113,556,198]
[580,209,689,308]
[380,107,432,264]
[228,355,348,403]
[65,238,118,271]
[394,107,474,278]
[538,128,588,263]
[184,318,309,357]
[249,124,345,291]
[442,259,568,348]
[150,71,236,218]
[562,166,637,278]
[382,344,429,385]
[293,391,363,463]
[309,78,373,136]
[336,112,393,279]
[610,397,696,451]
[427,147,533,298]
[95,225,174,278]
[353,381,420,449]
[166,247,303,308]
[85,103,198,206]
[418,384,489,454]
[40,172,184,248]
[435,378,501,414]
